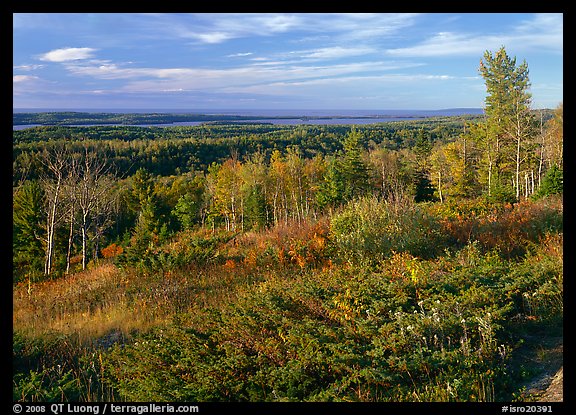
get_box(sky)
[13,13,563,111]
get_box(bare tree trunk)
[65,206,74,274]
[437,171,443,203]
[81,212,89,270]
[77,146,113,270]
[515,131,522,199]
[45,178,60,276]
[41,147,69,277]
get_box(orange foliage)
[224,259,237,269]
[437,198,562,257]
[101,243,124,259]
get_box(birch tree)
[40,146,69,276]
[76,146,114,270]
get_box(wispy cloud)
[14,13,562,109]
[13,75,39,83]
[13,64,44,71]
[227,52,254,58]
[288,46,376,60]
[60,57,424,94]
[140,13,419,46]
[38,47,98,62]
[386,13,563,57]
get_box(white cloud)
[293,46,376,60]
[227,52,254,58]
[147,13,418,46]
[386,32,488,57]
[13,64,44,71]
[191,32,233,44]
[13,75,38,83]
[39,47,97,62]
[385,13,563,58]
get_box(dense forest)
[13,47,563,403]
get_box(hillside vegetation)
[13,194,563,401]
[13,47,562,403]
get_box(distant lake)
[13,108,484,131]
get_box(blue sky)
[13,13,563,111]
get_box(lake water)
[13,108,484,130]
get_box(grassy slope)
[13,197,563,402]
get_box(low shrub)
[330,196,446,265]
[101,236,562,402]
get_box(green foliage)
[117,229,233,273]
[13,105,563,402]
[330,196,445,265]
[413,170,437,203]
[102,234,562,401]
[486,181,517,204]
[13,181,45,282]
[340,129,370,200]
[315,157,345,210]
[13,367,79,402]
[532,164,563,199]
[12,332,112,402]
[244,185,269,230]
[173,194,199,231]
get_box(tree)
[532,164,562,199]
[316,156,345,212]
[123,194,161,266]
[429,144,449,203]
[542,103,563,174]
[173,193,199,231]
[407,129,437,203]
[130,168,155,212]
[39,146,69,276]
[479,46,535,200]
[76,147,115,270]
[62,156,79,274]
[340,129,369,200]
[13,180,45,281]
[367,147,406,202]
[244,185,268,230]
[269,150,289,225]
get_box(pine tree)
[173,193,198,231]
[316,157,345,211]
[532,164,563,199]
[479,46,535,200]
[340,129,369,200]
[244,185,268,230]
[13,180,45,280]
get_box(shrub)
[532,164,563,200]
[101,237,562,402]
[330,196,445,265]
[101,243,123,259]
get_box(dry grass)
[13,259,257,345]
[13,219,330,347]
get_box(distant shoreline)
[13,109,484,128]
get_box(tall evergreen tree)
[479,46,535,200]
[244,184,268,230]
[13,180,45,280]
[532,164,563,199]
[316,156,346,211]
[340,129,369,200]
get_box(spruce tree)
[532,164,563,199]
[341,129,369,200]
